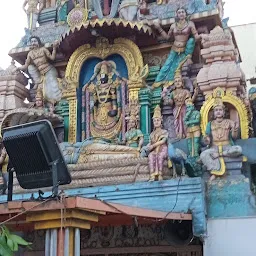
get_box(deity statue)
[92,0,122,19]
[60,139,140,164]
[0,145,8,194]
[200,98,242,182]
[147,105,168,181]
[124,100,144,150]
[184,98,201,157]
[23,0,44,30]
[162,73,198,139]
[15,36,62,114]
[56,0,75,23]
[249,87,256,137]
[83,61,125,140]
[118,0,147,21]
[152,7,201,88]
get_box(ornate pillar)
[62,79,78,143]
[139,88,152,144]
[55,100,70,142]
[74,228,81,255]
[26,209,98,256]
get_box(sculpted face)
[174,76,183,89]
[35,98,43,107]
[128,119,136,130]
[176,8,187,21]
[214,106,224,119]
[30,37,39,48]
[153,117,162,128]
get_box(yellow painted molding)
[26,209,99,222]
[34,219,91,230]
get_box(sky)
[0,0,255,69]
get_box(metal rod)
[64,228,69,256]
[50,229,58,256]
[74,228,80,256]
[52,160,59,197]
[7,168,13,202]
[45,229,51,256]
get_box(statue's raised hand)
[233,121,239,131]
[52,40,60,49]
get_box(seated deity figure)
[84,61,124,140]
[151,7,201,88]
[23,0,44,30]
[124,115,144,151]
[122,99,144,150]
[15,36,62,114]
[200,98,242,182]
[162,73,198,139]
[146,105,168,181]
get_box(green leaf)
[0,234,6,244]
[8,234,32,246]
[12,241,18,252]
[0,241,13,256]
[7,239,14,251]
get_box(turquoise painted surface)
[0,178,206,237]
[207,177,256,218]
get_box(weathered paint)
[0,178,206,237]
[207,176,256,218]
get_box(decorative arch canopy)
[200,88,249,139]
[63,37,145,143]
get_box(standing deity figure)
[16,36,62,113]
[163,73,198,139]
[0,145,8,194]
[84,61,125,139]
[152,7,201,88]
[200,98,242,182]
[118,0,147,21]
[23,0,44,30]
[147,105,168,181]
[57,0,70,23]
[92,0,122,19]
[119,0,139,21]
[184,98,201,157]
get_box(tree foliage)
[0,226,32,256]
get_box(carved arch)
[64,37,145,143]
[200,88,249,139]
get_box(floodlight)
[2,120,71,199]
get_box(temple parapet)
[197,26,244,97]
[0,61,29,122]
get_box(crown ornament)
[153,105,162,119]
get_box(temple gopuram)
[0,0,256,255]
